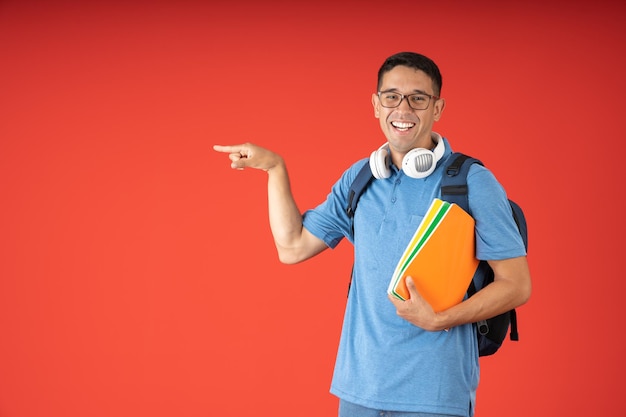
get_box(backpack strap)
[346,162,374,218]
[441,153,520,344]
[345,162,374,297]
[440,153,483,214]
[509,309,519,341]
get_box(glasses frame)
[377,90,440,110]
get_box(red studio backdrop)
[1,1,625,416]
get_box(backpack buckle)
[445,165,460,177]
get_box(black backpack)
[346,152,528,357]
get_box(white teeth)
[392,121,415,129]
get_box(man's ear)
[372,93,380,118]
[433,98,446,122]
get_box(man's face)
[372,65,445,158]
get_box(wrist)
[433,311,453,332]
[265,156,285,174]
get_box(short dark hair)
[377,52,443,96]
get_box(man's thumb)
[405,276,422,299]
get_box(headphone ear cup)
[369,146,391,179]
[402,148,437,179]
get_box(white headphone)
[369,133,445,179]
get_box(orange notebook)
[387,198,479,312]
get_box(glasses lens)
[407,94,430,110]
[379,92,401,108]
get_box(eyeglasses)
[377,91,439,110]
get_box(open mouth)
[391,121,415,131]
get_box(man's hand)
[388,277,446,331]
[213,143,283,172]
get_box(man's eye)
[384,93,399,100]
[410,95,427,103]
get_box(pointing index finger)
[213,144,243,153]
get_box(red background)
[1,1,624,416]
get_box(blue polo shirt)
[302,138,526,416]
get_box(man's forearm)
[266,161,307,263]
[435,256,531,330]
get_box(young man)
[214,52,531,417]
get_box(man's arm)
[389,256,531,331]
[213,143,328,264]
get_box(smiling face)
[372,65,445,167]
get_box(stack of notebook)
[387,198,479,312]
